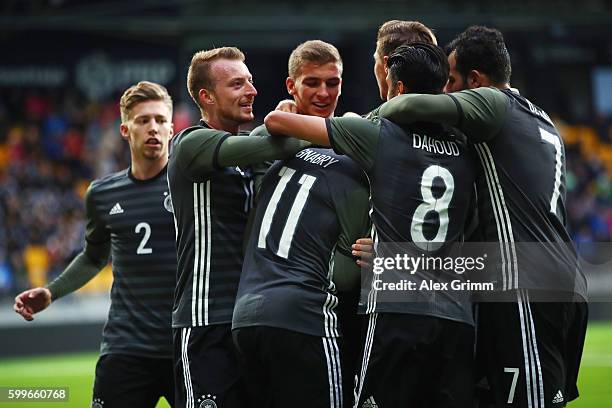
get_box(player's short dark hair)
[387,42,449,94]
[447,25,511,85]
[376,20,436,58]
[288,40,343,78]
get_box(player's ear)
[200,88,215,106]
[468,70,488,89]
[383,55,389,74]
[286,77,296,96]
[119,123,130,141]
[396,80,405,96]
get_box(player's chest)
[99,186,175,237]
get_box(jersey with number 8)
[326,116,476,323]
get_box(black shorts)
[173,324,246,408]
[232,326,344,408]
[355,312,476,408]
[476,290,588,408]
[92,353,174,408]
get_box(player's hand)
[13,288,52,321]
[352,238,374,267]
[275,99,298,113]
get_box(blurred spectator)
[0,86,195,299]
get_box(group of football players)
[15,19,587,408]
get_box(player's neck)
[204,115,239,134]
[130,157,168,180]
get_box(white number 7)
[504,367,519,403]
[540,127,562,216]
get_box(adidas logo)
[362,396,378,408]
[109,203,124,215]
[552,390,564,404]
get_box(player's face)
[121,100,173,161]
[288,62,342,118]
[444,51,466,93]
[209,59,257,125]
[374,50,388,101]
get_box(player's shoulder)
[456,86,505,99]
[249,124,270,137]
[173,124,229,148]
[89,168,130,193]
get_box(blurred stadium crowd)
[0,87,610,298]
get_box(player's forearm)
[378,94,459,126]
[264,111,331,146]
[216,134,311,168]
[46,244,109,300]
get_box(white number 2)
[258,166,317,259]
[540,127,562,216]
[410,165,455,251]
[135,222,152,254]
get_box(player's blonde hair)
[119,81,173,123]
[288,40,343,78]
[376,20,437,58]
[187,47,245,112]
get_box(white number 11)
[258,166,317,259]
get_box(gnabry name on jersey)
[412,133,460,156]
[295,148,340,168]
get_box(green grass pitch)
[0,322,610,407]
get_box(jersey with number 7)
[378,87,588,299]
[326,116,477,325]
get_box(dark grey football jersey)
[456,89,587,298]
[328,117,477,325]
[233,148,370,337]
[86,166,176,358]
[168,124,255,328]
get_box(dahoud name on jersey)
[412,133,460,156]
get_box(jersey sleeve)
[332,185,371,291]
[84,184,110,246]
[47,185,111,300]
[173,128,231,178]
[377,87,508,142]
[249,124,270,137]
[175,128,309,179]
[247,124,275,193]
[216,134,310,168]
[448,88,508,142]
[325,117,381,172]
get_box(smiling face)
[120,100,173,163]
[205,58,257,129]
[287,61,342,118]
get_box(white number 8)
[410,165,455,251]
